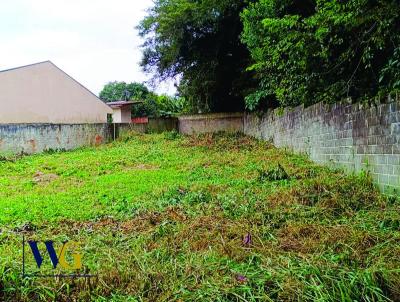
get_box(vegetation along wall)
[244,96,400,194]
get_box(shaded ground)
[0,132,399,301]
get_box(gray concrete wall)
[0,118,178,155]
[113,123,147,138]
[0,124,112,154]
[178,113,243,135]
[148,118,178,133]
[244,97,400,194]
[115,118,179,137]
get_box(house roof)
[107,101,142,108]
[0,60,102,102]
[0,61,51,73]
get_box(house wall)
[112,109,122,123]
[112,107,131,123]
[244,97,400,194]
[0,124,112,154]
[0,61,112,124]
[121,107,132,123]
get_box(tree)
[99,81,149,102]
[241,0,400,110]
[139,0,256,113]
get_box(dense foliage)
[99,81,187,117]
[138,0,255,112]
[241,0,400,109]
[140,0,400,111]
[132,93,189,118]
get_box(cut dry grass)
[0,132,399,301]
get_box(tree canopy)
[241,0,400,109]
[99,81,149,102]
[139,0,400,112]
[138,0,255,112]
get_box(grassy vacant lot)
[0,132,399,301]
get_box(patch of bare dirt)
[135,164,160,170]
[33,171,59,183]
[124,163,160,171]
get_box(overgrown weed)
[0,133,398,301]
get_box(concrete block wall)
[148,118,179,133]
[244,97,400,193]
[178,113,243,135]
[0,117,179,155]
[115,118,179,137]
[0,124,112,154]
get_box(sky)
[0,0,176,96]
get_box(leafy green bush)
[257,163,290,182]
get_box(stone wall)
[244,97,400,193]
[0,124,112,154]
[178,113,243,135]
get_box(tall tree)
[139,0,255,113]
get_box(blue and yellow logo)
[23,237,94,278]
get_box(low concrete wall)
[148,118,178,133]
[113,123,146,138]
[178,113,243,135]
[115,118,179,137]
[0,118,178,155]
[0,124,112,154]
[244,98,400,193]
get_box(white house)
[107,101,138,123]
[0,61,112,124]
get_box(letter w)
[28,241,59,269]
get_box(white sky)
[0,0,176,96]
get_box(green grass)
[0,132,399,301]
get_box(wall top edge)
[0,123,110,126]
[178,112,244,121]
